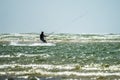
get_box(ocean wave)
[0,64,120,80]
[0,33,120,42]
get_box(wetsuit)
[40,32,47,43]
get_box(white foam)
[30,43,56,46]
[0,71,120,77]
[0,64,120,71]
[9,42,56,46]
[0,64,120,77]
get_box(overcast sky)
[0,0,120,34]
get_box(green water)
[0,42,120,79]
[0,42,120,65]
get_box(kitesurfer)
[40,31,47,43]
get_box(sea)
[0,33,120,80]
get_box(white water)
[9,41,56,46]
[0,64,120,77]
[1,33,120,43]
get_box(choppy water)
[0,33,120,80]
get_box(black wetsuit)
[40,32,47,43]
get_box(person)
[40,31,47,43]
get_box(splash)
[9,41,56,46]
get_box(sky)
[0,0,120,34]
